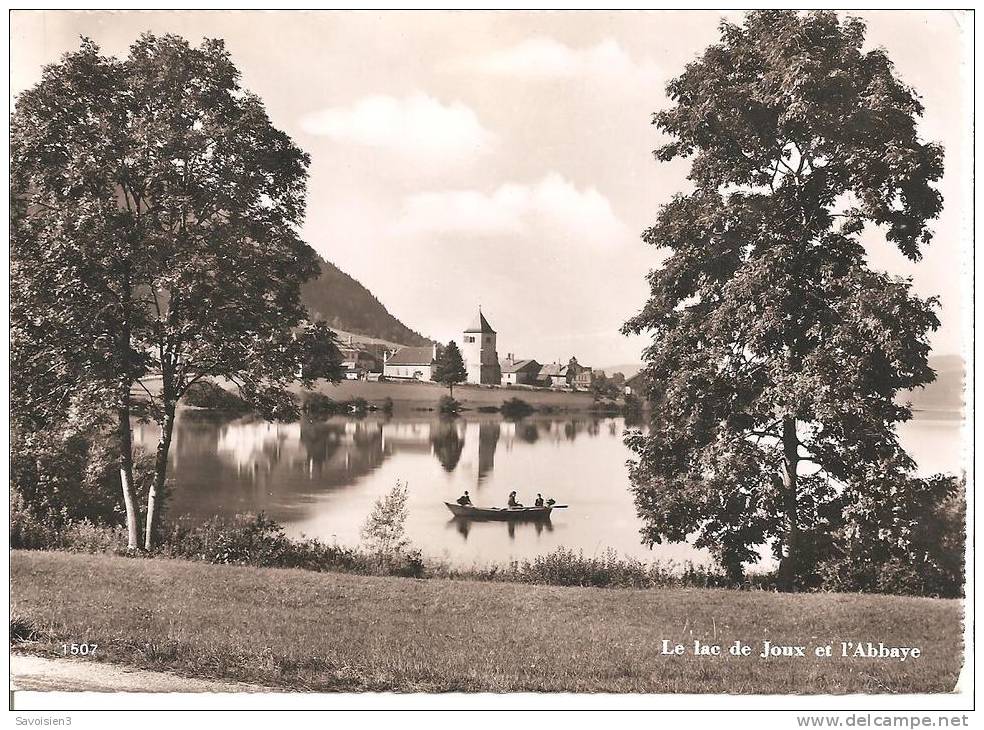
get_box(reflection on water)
[134,408,964,568]
[448,516,554,540]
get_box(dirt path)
[11,653,270,693]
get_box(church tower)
[461,308,500,385]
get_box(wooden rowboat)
[444,502,566,520]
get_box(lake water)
[133,409,965,568]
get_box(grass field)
[11,551,963,693]
[299,378,599,412]
[137,375,599,413]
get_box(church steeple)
[464,308,496,334]
[461,307,500,384]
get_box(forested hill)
[300,255,432,347]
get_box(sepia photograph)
[7,7,973,721]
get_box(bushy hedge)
[438,395,461,415]
[302,394,373,416]
[500,397,534,419]
[183,381,250,412]
[481,547,727,589]
[161,514,425,578]
[10,428,155,548]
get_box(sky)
[9,10,972,367]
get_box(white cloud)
[299,94,494,164]
[392,173,627,244]
[467,37,663,88]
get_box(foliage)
[10,33,333,548]
[10,427,156,541]
[438,395,462,415]
[297,320,344,382]
[815,475,964,597]
[433,341,467,395]
[301,393,338,415]
[500,397,535,419]
[495,547,728,589]
[590,372,623,402]
[301,394,373,417]
[623,11,945,587]
[182,381,250,412]
[360,482,415,568]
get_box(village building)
[339,346,380,380]
[461,309,500,385]
[383,344,438,381]
[536,356,594,390]
[568,357,593,390]
[537,362,568,389]
[499,354,542,386]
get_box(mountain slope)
[301,255,432,347]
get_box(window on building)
[465,336,475,343]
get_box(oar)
[548,504,568,509]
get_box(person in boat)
[534,494,544,507]
[546,498,556,507]
[507,491,523,508]
[456,491,472,506]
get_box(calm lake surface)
[134,409,965,568]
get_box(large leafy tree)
[434,341,467,396]
[11,34,337,550]
[623,11,944,588]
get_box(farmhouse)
[339,346,380,380]
[383,344,438,381]
[499,355,542,386]
[537,357,594,390]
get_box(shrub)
[815,474,965,598]
[302,393,338,415]
[183,381,250,412]
[159,513,423,578]
[438,395,461,415]
[361,482,410,556]
[10,427,155,548]
[10,612,42,644]
[345,397,370,414]
[500,397,534,419]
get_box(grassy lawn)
[299,378,598,411]
[136,376,599,412]
[12,550,963,693]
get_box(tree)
[590,372,622,402]
[297,321,344,382]
[11,34,336,550]
[434,340,467,396]
[360,481,411,560]
[623,11,944,589]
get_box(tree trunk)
[144,402,176,550]
[117,393,140,551]
[449,382,453,397]
[778,417,800,592]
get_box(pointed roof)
[464,309,496,334]
[386,346,435,365]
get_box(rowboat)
[444,502,566,520]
